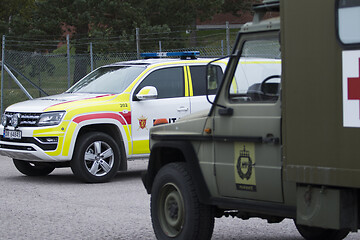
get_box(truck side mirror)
[135,86,158,100]
[207,64,218,91]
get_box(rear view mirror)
[207,64,218,91]
[135,86,158,100]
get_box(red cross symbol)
[348,58,360,119]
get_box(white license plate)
[3,130,22,139]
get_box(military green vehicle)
[142,0,360,239]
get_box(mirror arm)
[132,94,140,101]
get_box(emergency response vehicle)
[142,0,360,239]
[0,52,228,183]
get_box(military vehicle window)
[190,65,223,96]
[135,67,184,99]
[229,39,281,103]
[337,0,360,44]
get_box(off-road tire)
[13,159,55,176]
[151,162,214,240]
[295,223,350,240]
[70,132,121,183]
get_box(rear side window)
[190,65,223,96]
[337,0,360,45]
[135,67,184,99]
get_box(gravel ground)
[0,156,359,240]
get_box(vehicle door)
[212,31,283,202]
[131,66,190,155]
[186,63,225,114]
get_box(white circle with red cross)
[343,50,360,127]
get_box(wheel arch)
[143,140,211,204]
[74,123,127,171]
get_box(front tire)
[70,132,121,183]
[295,223,349,240]
[13,159,55,176]
[151,162,214,240]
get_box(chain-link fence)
[0,24,239,115]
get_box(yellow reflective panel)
[133,140,150,154]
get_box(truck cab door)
[212,31,283,202]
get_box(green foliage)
[221,0,253,16]
[0,0,36,36]
[1,0,251,53]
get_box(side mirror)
[135,86,158,100]
[207,64,218,91]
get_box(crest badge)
[234,142,257,192]
[138,115,148,130]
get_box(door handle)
[263,134,280,144]
[177,106,189,112]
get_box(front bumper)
[0,126,67,162]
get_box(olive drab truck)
[142,0,360,239]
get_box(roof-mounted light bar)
[140,51,200,59]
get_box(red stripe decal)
[119,111,132,124]
[73,113,126,125]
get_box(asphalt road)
[1,156,359,240]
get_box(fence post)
[159,41,162,55]
[67,34,71,88]
[136,28,140,59]
[1,35,5,117]
[226,21,230,55]
[90,42,94,71]
[221,40,224,56]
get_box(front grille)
[3,112,42,127]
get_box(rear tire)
[70,132,121,183]
[295,223,349,240]
[151,162,214,240]
[13,159,55,176]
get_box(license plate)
[3,130,22,139]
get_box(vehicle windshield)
[66,65,146,94]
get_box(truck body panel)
[282,0,360,188]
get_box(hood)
[177,109,209,122]
[5,93,112,113]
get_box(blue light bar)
[140,51,200,59]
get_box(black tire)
[151,162,214,240]
[295,223,350,240]
[13,159,55,176]
[70,132,121,183]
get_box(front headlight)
[37,111,65,126]
[1,113,7,126]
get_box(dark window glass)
[135,67,184,99]
[190,65,223,96]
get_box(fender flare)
[71,122,128,171]
[142,140,211,204]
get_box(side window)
[135,67,184,99]
[190,65,223,96]
[337,0,360,45]
[229,39,281,103]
